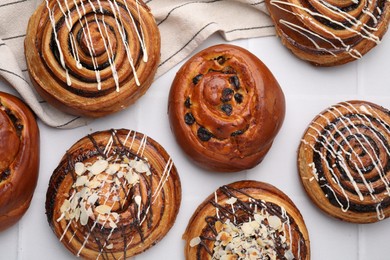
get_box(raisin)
[197,127,213,141]
[216,56,226,65]
[221,104,233,116]
[229,75,240,89]
[221,88,234,102]
[234,93,243,103]
[184,97,191,108]
[184,113,195,125]
[192,74,203,85]
[231,130,244,136]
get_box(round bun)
[0,92,39,231]
[25,0,160,117]
[46,129,181,259]
[298,100,390,223]
[168,44,285,172]
[183,180,310,260]
[265,0,390,66]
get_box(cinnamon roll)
[45,129,181,259]
[298,101,390,223]
[183,180,310,260]
[0,92,39,232]
[265,0,390,66]
[25,0,160,117]
[168,44,285,172]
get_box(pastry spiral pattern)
[298,101,390,223]
[266,0,390,66]
[0,92,39,232]
[25,0,160,117]
[46,129,181,259]
[168,44,285,172]
[183,180,310,260]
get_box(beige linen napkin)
[0,0,274,128]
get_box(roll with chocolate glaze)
[168,44,285,172]
[265,0,390,66]
[0,92,39,231]
[183,180,310,259]
[25,0,160,117]
[298,100,390,223]
[46,129,181,259]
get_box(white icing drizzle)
[152,157,174,204]
[302,102,390,217]
[215,191,220,219]
[270,0,382,60]
[44,0,148,90]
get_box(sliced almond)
[80,210,88,226]
[96,204,111,215]
[89,160,109,175]
[226,197,237,205]
[74,162,86,176]
[107,163,120,175]
[87,192,99,205]
[268,215,282,230]
[189,237,201,247]
[60,199,71,213]
[75,176,88,187]
[106,243,114,249]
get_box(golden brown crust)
[0,92,40,232]
[183,180,310,260]
[265,0,390,66]
[25,0,160,117]
[298,100,390,223]
[45,129,181,259]
[168,44,285,172]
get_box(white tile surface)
[1,31,390,260]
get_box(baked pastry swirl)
[25,0,160,117]
[298,101,390,223]
[183,180,310,260]
[0,92,39,232]
[168,44,285,172]
[265,0,390,66]
[45,129,181,259]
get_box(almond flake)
[268,215,282,230]
[75,162,86,175]
[107,163,120,175]
[88,193,99,205]
[109,219,117,229]
[134,195,142,206]
[241,222,254,236]
[75,176,88,187]
[89,160,109,175]
[226,197,237,205]
[80,210,88,226]
[189,237,201,247]
[96,205,111,215]
[60,199,70,213]
[106,243,114,249]
[88,179,101,189]
[134,160,149,173]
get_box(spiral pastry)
[183,180,310,260]
[298,101,390,223]
[25,0,160,117]
[265,0,390,66]
[168,44,285,172]
[0,92,39,232]
[45,129,181,259]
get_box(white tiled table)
[0,32,389,259]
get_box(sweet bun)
[265,0,390,66]
[0,92,39,231]
[25,0,160,117]
[183,180,310,259]
[168,44,285,172]
[46,129,181,259]
[298,100,390,223]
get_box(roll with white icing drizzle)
[265,0,390,66]
[25,0,160,117]
[298,100,390,223]
[46,129,181,259]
